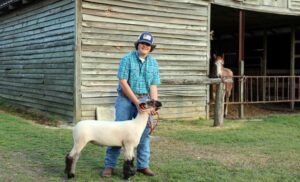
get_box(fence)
[226,75,300,104]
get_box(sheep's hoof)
[123,159,136,180]
[67,173,75,179]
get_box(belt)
[119,92,149,99]
[135,93,149,99]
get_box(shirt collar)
[135,50,148,62]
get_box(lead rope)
[149,112,160,135]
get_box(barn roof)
[0,0,34,13]
[0,0,20,8]
[212,4,300,35]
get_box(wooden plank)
[243,0,259,5]
[81,51,206,61]
[0,52,74,60]
[81,104,114,111]
[0,20,74,43]
[0,0,73,27]
[0,79,74,92]
[82,14,206,31]
[0,10,74,35]
[0,45,74,57]
[81,69,117,75]
[0,21,75,45]
[82,27,207,40]
[0,93,73,111]
[0,88,73,105]
[0,33,74,49]
[81,85,118,92]
[0,68,74,74]
[0,0,66,26]
[82,21,203,36]
[82,1,204,20]
[0,84,73,99]
[81,80,118,86]
[82,44,207,54]
[81,39,206,50]
[0,57,74,65]
[161,77,211,85]
[0,39,74,54]
[81,32,207,46]
[84,0,206,15]
[81,97,116,105]
[290,0,300,10]
[2,99,74,118]
[81,7,206,26]
[82,92,118,98]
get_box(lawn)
[0,111,299,182]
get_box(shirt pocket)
[130,67,139,81]
[146,70,154,83]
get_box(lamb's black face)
[139,100,162,111]
[147,100,162,111]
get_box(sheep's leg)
[65,141,87,179]
[65,153,74,178]
[123,144,136,180]
[123,157,135,180]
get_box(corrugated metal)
[79,0,210,120]
[0,0,75,120]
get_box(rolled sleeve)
[151,62,161,85]
[117,57,130,80]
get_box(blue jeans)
[104,95,151,169]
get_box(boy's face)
[138,42,151,57]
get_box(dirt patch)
[0,106,62,126]
[152,137,270,167]
[0,150,49,182]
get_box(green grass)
[0,111,300,182]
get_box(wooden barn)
[1,0,300,122]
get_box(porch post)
[239,10,245,118]
[262,29,267,102]
[290,26,295,110]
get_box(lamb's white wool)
[64,100,162,179]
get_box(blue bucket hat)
[137,32,154,45]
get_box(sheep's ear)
[154,101,162,108]
[148,100,162,110]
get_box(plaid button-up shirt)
[117,50,160,94]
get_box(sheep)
[64,99,162,180]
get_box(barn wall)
[0,0,75,120]
[290,0,300,11]
[79,0,210,120]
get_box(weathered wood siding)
[0,0,75,120]
[290,0,300,11]
[79,0,210,120]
